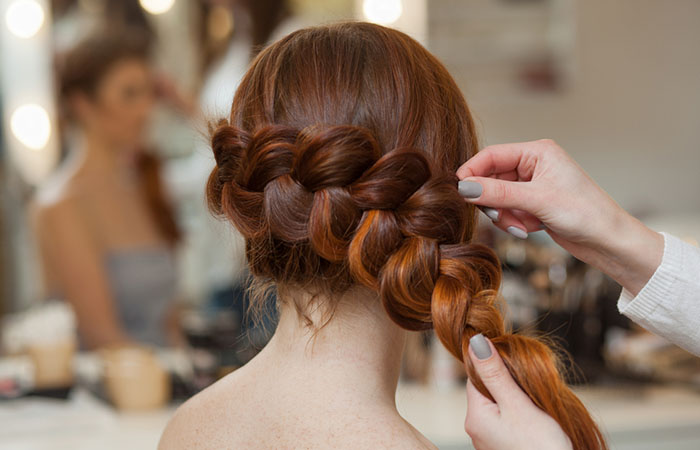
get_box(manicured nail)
[470,334,492,360]
[507,226,528,239]
[482,207,500,222]
[538,222,547,230]
[458,180,482,199]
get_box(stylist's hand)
[457,139,663,295]
[464,334,572,450]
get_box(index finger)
[456,142,539,180]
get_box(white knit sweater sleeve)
[617,232,700,356]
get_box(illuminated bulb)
[11,104,51,150]
[207,5,234,43]
[139,0,175,15]
[362,0,403,25]
[5,0,45,38]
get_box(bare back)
[159,360,435,449]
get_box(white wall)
[431,0,700,216]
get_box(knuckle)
[458,166,474,178]
[464,416,482,437]
[477,361,506,383]
[538,138,561,154]
[491,182,511,204]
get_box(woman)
[31,30,182,349]
[160,23,604,449]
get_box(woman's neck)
[254,286,407,407]
[75,129,133,179]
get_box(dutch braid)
[208,121,606,450]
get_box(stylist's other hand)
[457,139,663,295]
[465,334,572,450]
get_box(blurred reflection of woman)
[31,30,182,349]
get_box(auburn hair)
[207,22,607,450]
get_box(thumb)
[464,379,500,442]
[459,176,538,213]
[468,334,530,408]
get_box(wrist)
[593,209,663,294]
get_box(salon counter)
[2,380,700,449]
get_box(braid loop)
[294,125,380,191]
[208,121,505,343]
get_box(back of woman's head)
[207,22,606,450]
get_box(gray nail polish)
[507,226,528,240]
[458,180,482,199]
[470,334,492,360]
[483,207,500,222]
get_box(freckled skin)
[159,293,436,450]
[159,356,434,449]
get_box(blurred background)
[0,0,699,449]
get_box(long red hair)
[207,22,607,450]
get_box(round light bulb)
[11,104,51,150]
[139,0,175,15]
[362,0,403,26]
[5,0,45,39]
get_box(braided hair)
[206,22,607,450]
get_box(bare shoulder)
[31,168,88,230]
[158,371,251,450]
[158,386,220,449]
[30,188,86,243]
[34,161,88,209]
[158,395,208,450]
[158,367,436,449]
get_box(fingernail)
[470,334,492,360]
[538,222,547,230]
[458,180,482,199]
[482,207,500,222]
[507,226,528,240]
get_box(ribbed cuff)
[617,232,683,322]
